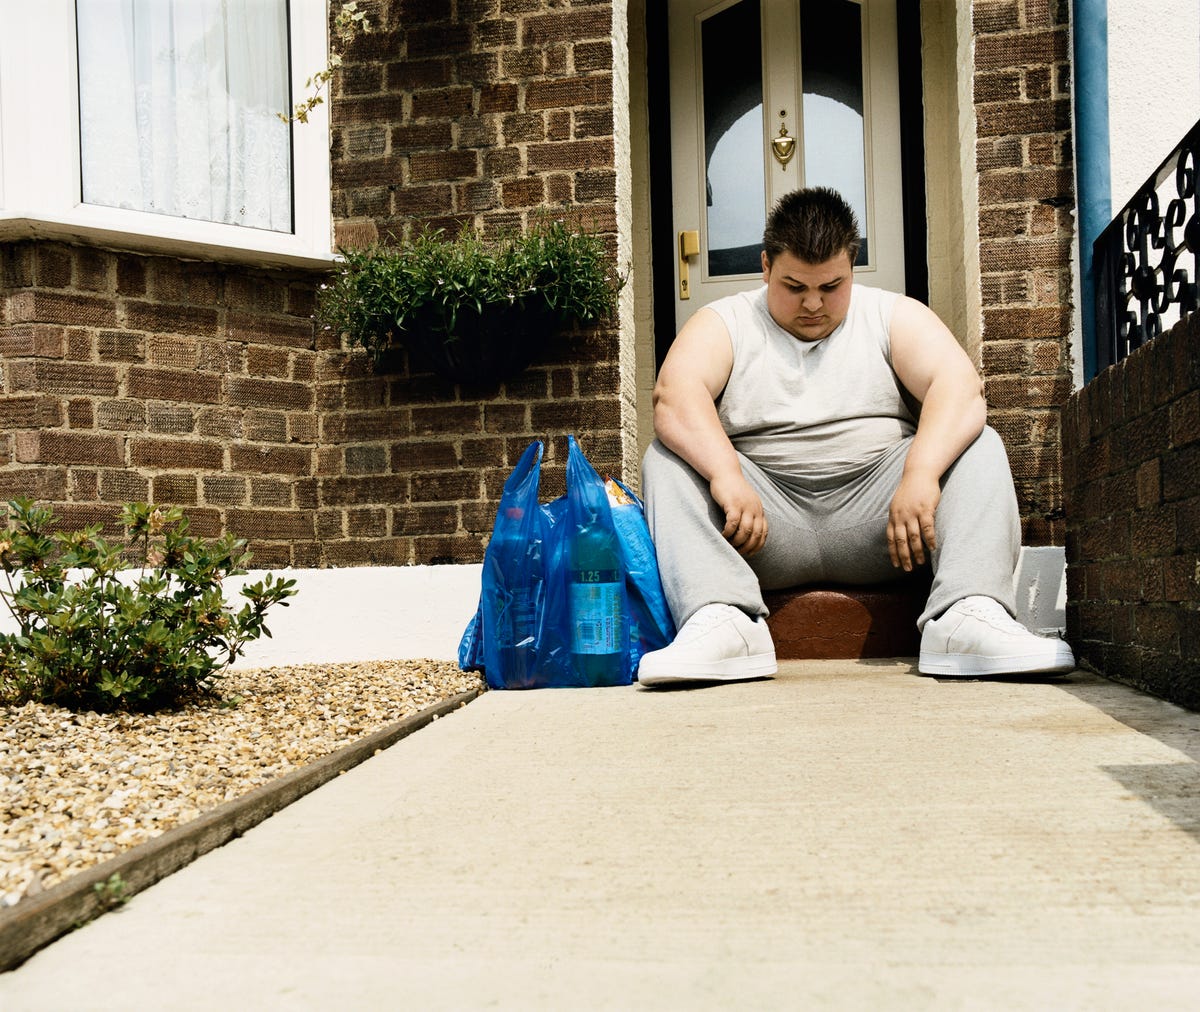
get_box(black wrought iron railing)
[1094,116,1200,372]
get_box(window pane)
[76,0,293,232]
[800,0,868,265]
[702,1,766,277]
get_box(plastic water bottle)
[489,509,538,686]
[569,520,625,686]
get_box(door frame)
[646,0,928,369]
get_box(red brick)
[7,361,119,397]
[247,346,291,378]
[393,504,458,535]
[0,467,67,500]
[116,256,147,296]
[14,431,123,467]
[409,405,484,436]
[411,470,479,503]
[227,377,313,411]
[978,168,1073,207]
[76,248,112,290]
[129,437,224,471]
[35,245,73,287]
[230,444,313,476]
[1163,555,1200,602]
[411,86,474,119]
[409,149,479,183]
[1171,390,1200,447]
[523,9,612,44]
[67,399,94,429]
[0,394,59,428]
[976,98,1070,137]
[322,409,414,442]
[203,475,249,506]
[974,28,1068,72]
[323,538,411,566]
[151,473,198,506]
[128,366,222,405]
[226,508,315,540]
[0,324,66,358]
[384,58,453,91]
[334,94,406,125]
[526,76,613,112]
[227,312,314,349]
[575,41,613,74]
[345,444,389,473]
[390,122,454,150]
[243,410,288,443]
[479,84,519,114]
[974,70,1022,103]
[100,468,149,502]
[1162,443,1200,503]
[983,306,1071,340]
[1136,459,1162,508]
[319,475,408,506]
[413,534,484,565]
[530,399,620,433]
[973,1,1021,34]
[97,330,145,361]
[124,300,219,336]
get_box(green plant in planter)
[0,500,296,713]
[314,219,625,383]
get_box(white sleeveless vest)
[709,283,916,488]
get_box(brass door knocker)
[771,123,796,169]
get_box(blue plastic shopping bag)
[458,436,674,688]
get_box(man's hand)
[887,469,940,570]
[710,471,768,557]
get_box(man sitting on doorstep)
[637,186,1074,687]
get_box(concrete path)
[4,659,1200,1010]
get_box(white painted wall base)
[1013,545,1068,637]
[224,565,484,668]
[0,547,1067,671]
[230,545,1067,667]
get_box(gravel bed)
[1,659,484,910]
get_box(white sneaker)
[919,596,1076,677]
[637,604,777,687]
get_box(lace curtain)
[76,0,292,233]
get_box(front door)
[668,0,906,334]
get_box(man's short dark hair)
[762,187,861,266]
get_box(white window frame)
[0,1,334,270]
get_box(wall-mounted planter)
[314,221,624,386]
[398,303,556,385]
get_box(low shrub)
[0,500,297,712]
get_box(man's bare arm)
[653,309,767,556]
[887,296,988,570]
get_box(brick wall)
[325,0,626,563]
[972,0,1076,545]
[0,241,328,567]
[1062,313,1200,710]
[0,0,626,570]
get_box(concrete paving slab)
[4,659,1200,1010]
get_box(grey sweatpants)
[642,426,1020,631]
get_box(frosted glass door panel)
[701,1,766,277]
[799,0,868,265]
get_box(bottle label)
[570,581,622,654]
[504,587,536,647]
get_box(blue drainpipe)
[1072,0,1112,382]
